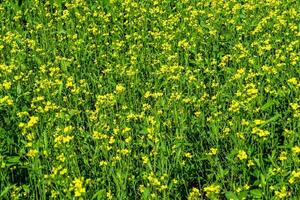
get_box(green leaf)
[142,188,151,200]
[6,156,20,164]
[0,185,12,197]
[238,191,248,199]
[17,83,22,95]
[250,189,263,198]
[91,189,106,200]
[261,100,274,111]
[266,113,281,124]
[225,191,239,200]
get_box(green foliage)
[0,0,300,199]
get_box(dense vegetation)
[0,0,300,199]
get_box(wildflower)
[290,103,299,110]
[142,156,149,164]
[172,179,178,184]
[57,154,65,162]
[207,148,218,156]
[288,77,298,85]
[115,84,126,93]
[51,190,59,198]
[16,112,27,118]
[62,135,74,143]
[244,184,250,190]
[0,96,14,106]
[232,68,245,80]
[70,177,86,197]
[160,185,168,191]
[60,168,68,175]
[278,151,287,161]
[194,111,201,117]
[275,186,289,199]
[289,170,300,184]
[27,116,39,128]
[125,136,132,143]
[237,150,248,160]
[237,132,245,140]
[2,80,11,89]
[252,127,270,138]
[283,129,294,137]
[204,184,220,196]
[63,126,73,133]
[100,161,108,166]
[247,88,258,96]
[234,186,242,193]
[241,119,249,126]
[247,160,255,167]
[185,152,193,158]
[139,185,145,193]
[109,136,115,144]
[292,146,300,153]
[26,149,38,158]
[253,119,265,125]
[147,173,161,186]
[187,188,201,200]
[223,127,230,136]
[178,39,189,49]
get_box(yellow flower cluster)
[187,188,201,200]
[70,177,86,197]
[203,184,220,196]
[237,150,248,160]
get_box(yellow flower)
[27,116,39,128]
[288,77,298,85]
[115,84,126,93]
[0,96,14,106]
[185,152,193,158]
[247,88,258,96]
[70,177,86,197]
[57,154,65,162]
[252,127,270,138]
[289,170,300,184]
[178,39,189,49]
[236,187,242,193]
[62,135,74,143]
[147,173,161,186]
[100,160,108,166]
[232,68,245,80]
[278,151,287,161]
[139,184,145,193]
[253,119,265,125]
[60,168,68,175]
[207,148,218,156]
[142,156,149,164]
[204,184,220,196]
[17,111,29,118]
[241,119,249,126]
[228,100,240,112]
[244,184,250,190]
[26,149,38,158]
[275,186,289,199]
[187,188,201,200]
[237,150,247,160]
[107,189,113,200]
[237,132,245,140]
[290,103,299,110]
[292,146,300,153]
[63,125,73,133]
[2,80,11,89]
[247,160,255,167]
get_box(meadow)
[0,0,300,199]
